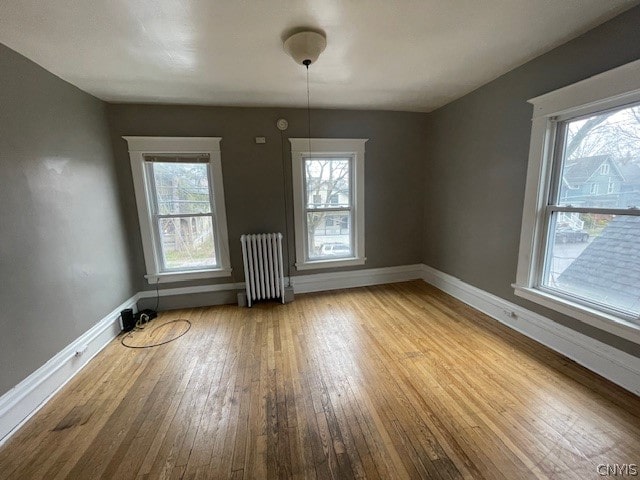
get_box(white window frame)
[124,136,232,284]
[290,138,367,270]
[608,182,615,194]
[514,59,640,344]
[590,183,599,195]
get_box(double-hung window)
[290,138,367,270]
[125,137,231,283]
[514,60,640,343]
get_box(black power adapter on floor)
[120,308,157,332]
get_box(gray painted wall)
[423,5,640,356]
[106,105,427,300]
[0,44,135,395]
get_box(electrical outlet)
[75,344,88,357]
[255,137,266,144]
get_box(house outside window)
[514,59,640,344]
[561,156,625,207]
[290,138,367,270]
[124,137,231,283]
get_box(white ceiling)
[0,0,637,112]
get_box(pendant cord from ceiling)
[305,61,312,153]
[305,61,313,269]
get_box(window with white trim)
[290,138,367,270]
[514,59,640,343]
[124,137,231,283]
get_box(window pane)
[305,158,351,208]
[307,211,352,260]
[543,213,640,316]
[151,162,212,214]
[558,103,640,208]
[158,216,217,270]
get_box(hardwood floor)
[1,281,639,479]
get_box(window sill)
[513,284,640,345]
[145,268,232,284]
[295,257,366,271]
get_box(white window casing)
[124,136,232,284]
[514,59,640,344]
[290,138,367,270]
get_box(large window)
[290,138,367,270]
[515,59,640,343]
[125,137,231,283]
[542,103,640,315]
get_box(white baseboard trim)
[421,264,640,396]
[290,264,424,294]
[137,282,245,299]
[0,293,139,445]
[136,264,425,298]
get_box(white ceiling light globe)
[283,31,327,66]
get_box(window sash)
[302,156,353,209]
[544,111,640,215]
[303,208,354,262]
[537,206,640,293]
[538,210,640,321]
[154,214,217,272]
[145,161,221,273]
[146,161,216,215]
[302,155,355,262]
[549,103,640,209]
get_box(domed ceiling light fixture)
[283,30,327,149]
[283,31,327,67]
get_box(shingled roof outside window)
[557,215,640,316]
